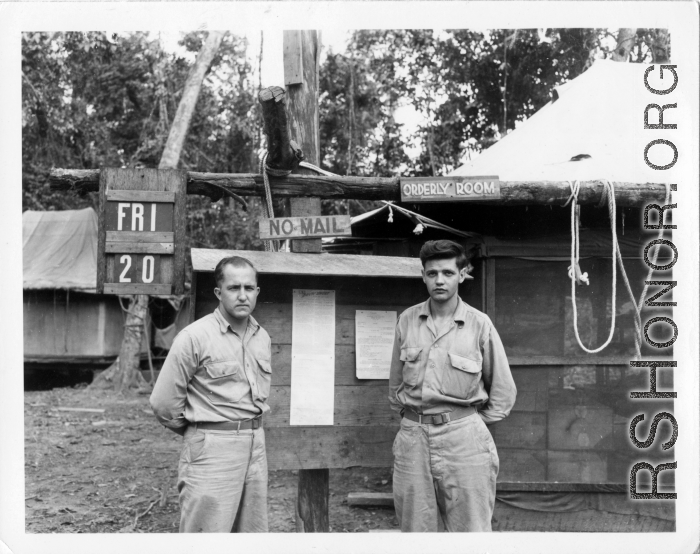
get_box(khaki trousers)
[392,413,499,532]
[177,426,268,533]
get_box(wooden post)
[50,169,670,208]
[284,29,330,532]
[295,469,329,533]
[285,30,323,254]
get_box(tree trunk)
[90,295,150,393]
[90,32,225,393]
[158,31,226,170]
[612,28,637,62]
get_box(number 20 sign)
[97,168,186,295]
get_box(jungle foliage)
[22,28,669,246]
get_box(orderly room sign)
[97,168,187,295]
[400,176,500,202]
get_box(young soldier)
[388,240,516,532]
[150,256,272,533]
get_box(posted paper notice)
[355,310,396,379]
[290,289,335,425]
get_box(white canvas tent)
[450,60,674,184]
[23,208,98,292]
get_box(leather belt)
[403,406,477,425]
[193,417,263,431]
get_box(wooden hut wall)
[491,255,674,487]
[23,290,148,362]
[193,250,673,489]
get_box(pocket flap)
[257,359,272,374]
[400,347,422,362]
[204,360,240,379]
[448,353,481,373]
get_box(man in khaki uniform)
[389,240,516,532]
[150,256,272,533]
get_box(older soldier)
[389,240,516,532]
[150,256,272,533]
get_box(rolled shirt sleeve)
[478,321,517,425]
[150,330,198,434]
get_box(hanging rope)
[567,180,618,353]
[567,180,665,356]
[259,152,292,252]
[631,182,672,359]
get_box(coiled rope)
[566,180,671,357]
[566,180,619,353]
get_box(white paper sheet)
[290,289,335,425]
[355,310,396,379]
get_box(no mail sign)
[259,215,352,240]
[400,176,500,202]
[97,168,186,295]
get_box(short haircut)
[214,256,258,287]
[419,240,468,270]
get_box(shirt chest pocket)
[254,358,272,402]
[400,347,423,388]
[440,352,482,400]
[203,360,248,404]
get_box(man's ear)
[214,287,221,301]
[458,268,467,283]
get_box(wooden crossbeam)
[50,169,667,208]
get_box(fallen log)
[49,168,667,208]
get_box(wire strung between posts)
[567,180,619,354]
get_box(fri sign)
[97,168,186,295]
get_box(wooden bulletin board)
[97,168,187,295]
[191,248,430,470]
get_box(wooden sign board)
[97,168,186,295]
[400,176,500,202]
[259,215,352,240]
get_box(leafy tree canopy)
[23,28,669,239]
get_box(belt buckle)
[438,413,450,425]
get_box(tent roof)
[23,208,98,291]
[450,60,674,183]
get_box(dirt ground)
[24,384,398,533]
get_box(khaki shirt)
[150,307,272,432]
[388,297,516,425]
